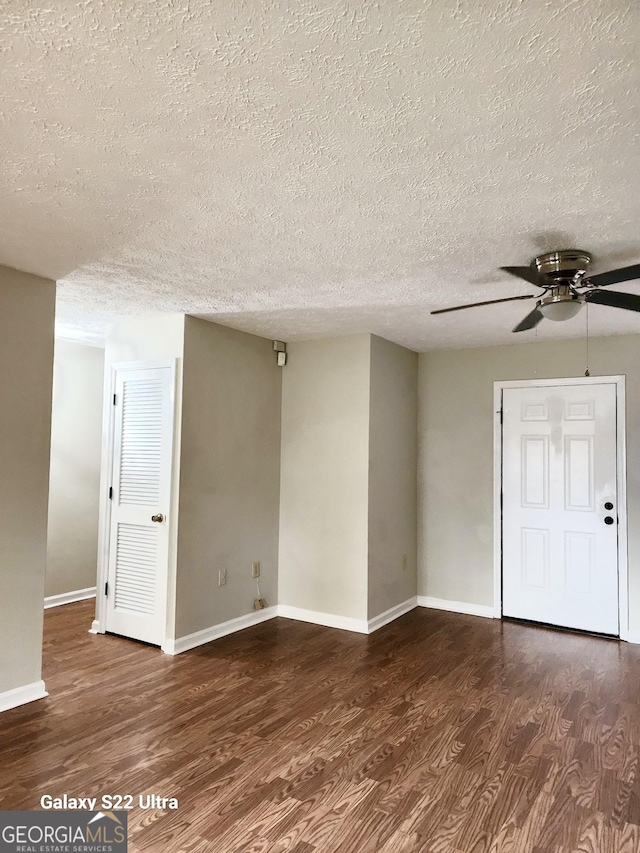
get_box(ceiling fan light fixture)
[538,299,583,321]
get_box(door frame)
[93,359,177,650]
[493,375,628,640]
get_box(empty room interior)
[2,2,640,851]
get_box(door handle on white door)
[604,516,614,525]
[151,514,164,523]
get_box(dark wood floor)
[2,603,640,852]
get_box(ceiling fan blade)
[512,306,544,332]
[585,289,640,312]
[500,266,542,287]
[587,264,640,287]
[431,294,535,315]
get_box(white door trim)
[95,359,177,645]
[493,375,628,639]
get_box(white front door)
[105,364,174,646]
[502,382,619,635]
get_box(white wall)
[418,334,640,630]
[105,314,186,364]
[175,317,282,637]
[0,266,55,700]
[46,340,104,597]
[368,335,418,619]
[279,335,371,622]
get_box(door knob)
[151,514,164,523]
[604,516,614,525]
[604,502,614,510]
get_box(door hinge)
[499,409,503,425]
[104,582,109,597]
[108,486,113,500]
[113,393,117,406]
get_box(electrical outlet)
[402,554,408,571]
[251,561,260,578]
[218,569,227,587]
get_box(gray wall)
[418,334,640,629]
[175,317,282,637]
[0,266,55,695]
[279,335,371,621]
[46,340,104,597]
[368,335,418,619]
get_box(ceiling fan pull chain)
[585,302,590,377]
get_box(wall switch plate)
[251,561,260,578]
[218,569,227,586]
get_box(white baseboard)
[88,620,101,634]
[417,596,497,619]
[625,631,640,645]
[0,680,48,713]
[44,587,96,609]
[277,604,369,634]
[164,606,279,655]
[163,598,419,653]
[368,597,418,633]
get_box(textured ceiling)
[1,0,639,351]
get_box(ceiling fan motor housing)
[533,250,592,281]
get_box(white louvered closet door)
[105,365,174,646]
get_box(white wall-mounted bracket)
[272,340,287,366]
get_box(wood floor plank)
[3,601,640,852]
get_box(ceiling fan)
[431,250,640,332]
